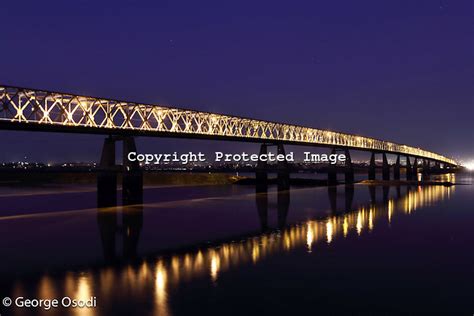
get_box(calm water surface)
[0,173,473,315]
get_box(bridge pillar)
[122,137,143,205]
[393,155,401,180]
[328,148,338,185]
[97,136,117,207]
[256,144,268,192]
[121,137,144,260]
[446,164,456,172]
[277,144,290,191]
[382,153,390,181]
[413,158,419,181]
[344,148,354,184]
[409,156,418,181]
[405,156,413,181]
[421,159,431,181]
[368,152,376,180]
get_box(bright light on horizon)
[464,160,474,171]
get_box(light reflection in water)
[74,275,93,316]
[438,173,456,183]
[306,222,314,252]
[210,250,220,282]
[38,275,56,301]
[155,260,170,316]
[388,199,394,223]
[356,210,363,235]
[343,217,349,237]
[10,184,453,316]
[326,220,333,244]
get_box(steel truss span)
[0,85,457,165]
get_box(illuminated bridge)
[0,85,459,194]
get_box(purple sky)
[0,0,472,163]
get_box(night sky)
[1,0,472,163]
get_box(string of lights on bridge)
[0,85,458,166]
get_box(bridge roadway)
[0,84,459,193]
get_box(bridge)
[0,85,459,198]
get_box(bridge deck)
[0,85,457,165]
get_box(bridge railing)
[0,85,457,165]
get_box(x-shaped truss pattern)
[0,85,457,165]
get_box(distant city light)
[464,160,474,171]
